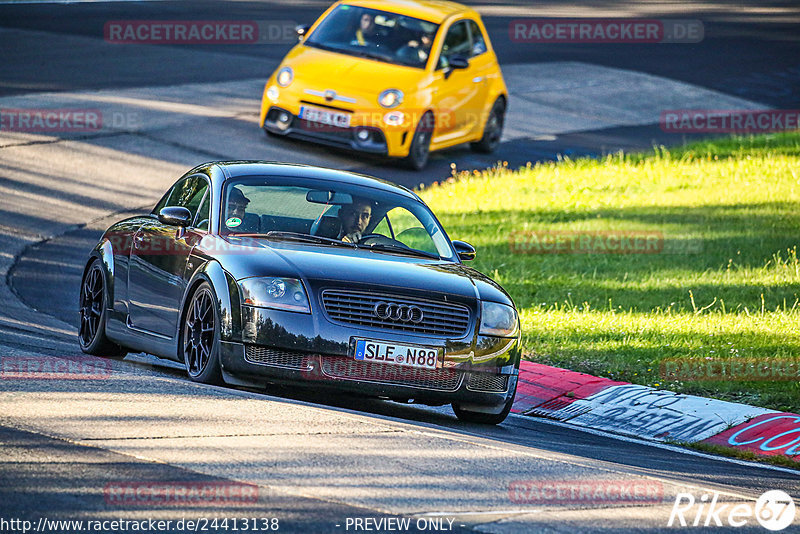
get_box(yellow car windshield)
[305,4,440,69]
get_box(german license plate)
[299,106,351,128]
[354,339,439,370]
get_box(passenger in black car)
[337,197,372,243]
[225,187,260,233]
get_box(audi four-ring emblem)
[374,302,424,323]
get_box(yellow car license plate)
[299,106,351,128]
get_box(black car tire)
[452,397,514,425]
[78,259,127,357]
[452,378,517,425]
[403,112,434,171]
[182,281,223,385]
[470,98,505,154]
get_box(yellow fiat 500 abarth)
[259,0,508,170]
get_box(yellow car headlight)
[277,67,293,88]
[378,89,403,109]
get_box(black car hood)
[204,237,512,305]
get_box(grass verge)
[419,131,800,414]
[682,441,800,470]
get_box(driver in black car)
[337,198,372,243]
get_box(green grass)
[419,131,800,413]
[682,441,800,470]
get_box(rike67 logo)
[668,490,796,531]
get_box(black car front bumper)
[218,302,521,410]
[220,340,518,409]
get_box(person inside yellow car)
[403,31,434,63]
[354,12,377,46]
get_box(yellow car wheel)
[403,111,434,171]
[471,98,506,154]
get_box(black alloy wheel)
[183,282,222,384]
[79,259,126,356]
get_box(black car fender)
[180,259,242,343]
[85,238,116,311]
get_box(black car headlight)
[479,301,518,337]
[239,277,310,313]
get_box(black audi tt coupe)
[79,161,521,423]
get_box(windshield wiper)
[365,243,440,260]
[306,42,408,67]
[263,231,356,248]
[233,232,438,258]
[352,50,389,61]
[352,49,405,65]
[305,41,348,54]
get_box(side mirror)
[452,240,476,261]
[296,24,311,41]
[449,56,469,69]
[158,206,192,227]
[444,55,469,79]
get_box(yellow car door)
[430,19,490,147]
[463,18,497,136]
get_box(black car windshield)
[221,176,455,261]
[305,4,439,69]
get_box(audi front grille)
[466,372,509,393]
[245,346,312,370]
[321,290,471,337]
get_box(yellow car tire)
[471,98,506,154]
[403,111,434,171]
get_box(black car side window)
[151,188,173,215]
[194,191,210,231]
[159,176,209,222]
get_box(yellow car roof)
[336,0,474,24]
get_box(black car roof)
[192,161,420,200]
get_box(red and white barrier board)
[513,361,798,464]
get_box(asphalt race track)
[1,1,799,532]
